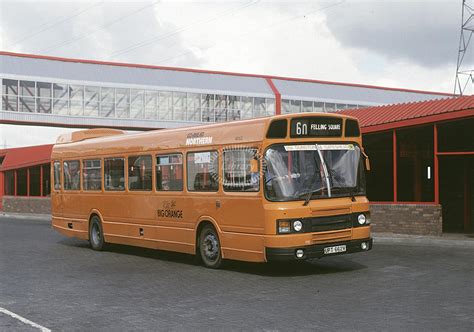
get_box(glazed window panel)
[223,149,259,192]
[53,83,68,99]
[314,102,324,112]
[145,90,159,119]
[2,95,18,112]
[37,98,51,114]
[84,86,100,117]
[53,98,68,115]
[254,97,266,118]
[100,87,115,118]
[241,96,253,119]
[228,109,241,121]
[3,79,18,95]
[282,99,291,114]
[186,93,200,121]
[324,103,336,113]
[173,92,186,121]
[115,88,130,118]
[53,161,61,190]
[42,164,51,196]
[19,97,35,112]
[17,168,27,196]
[302,101,313,113]
[128,155,152,191]
[187,151,219,191]
[36,82,51,98]
[63,160,81,190]
[4,170,15,195]
[130,89,144,119]
[201,94,214,109]
[265,98,275,116]
[19,81,35,97]
[158,91,172,120]
[202,107,215,122]
[83,159,102,191]
[290,100,301,113]
[156,154,183,191]
[104,158,125,191]
[29,166,41,196]
[228,96,240,110]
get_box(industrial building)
[1,52,472,236]
[1,52,449,130]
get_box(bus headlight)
[278,220,291,233]
[357,214,367,225]
[293,220,303,232]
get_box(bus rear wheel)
[89,215,105,251]
[199,225,222,269]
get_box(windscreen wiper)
[299,187,325,206]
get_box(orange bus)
[51,113,372,268]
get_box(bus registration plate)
[324,245,347,255]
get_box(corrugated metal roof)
[1,52,451,104]
[273,78,447,105]
[1,54,274,98]
[0,144,53,171]
[340,95,474,129]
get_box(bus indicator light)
[278,221,291,233]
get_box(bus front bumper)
[265,238,373,262]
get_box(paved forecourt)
[0,215,473,331]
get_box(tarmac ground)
[1,214,473,331]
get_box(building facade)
[342,96,474,235]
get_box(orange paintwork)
[51,113,371,263]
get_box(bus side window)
[223,148,259,192]
[104,157,125,191]
[187,151,219,192]
[63,160,80,190]
[83,159,102,191]
[53,161,61,190]
[128,155,152,191]
[156,153,183,191]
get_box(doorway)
[439,156,474,233]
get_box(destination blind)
[290,117,343,138]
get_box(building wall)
[2,196,51,214]
[370,203,442,236]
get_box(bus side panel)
[96,193,130,235]
[217,195,266,262]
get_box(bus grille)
[309,214,352,232]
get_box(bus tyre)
[199,225,222,269]
[89,216,105,251]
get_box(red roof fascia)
[0,51,452,96]
[0,144,53,171]
[341,95,474,133]
[361,108,474,133]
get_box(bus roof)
[52,113,358,158]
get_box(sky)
[0,0,471,148]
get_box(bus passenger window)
[128,155,152,191]
[53,161,61,190]
[83,159,102,191]
[187,151,218,191]
[223,149,259,192]
[156,154,183,191]
[63,160,80,190]
[104,158,125,191]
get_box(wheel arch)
[194,216,222,256]
[88,209,104,239]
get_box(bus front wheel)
[89,215,105,251]
[199,224,222,269]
